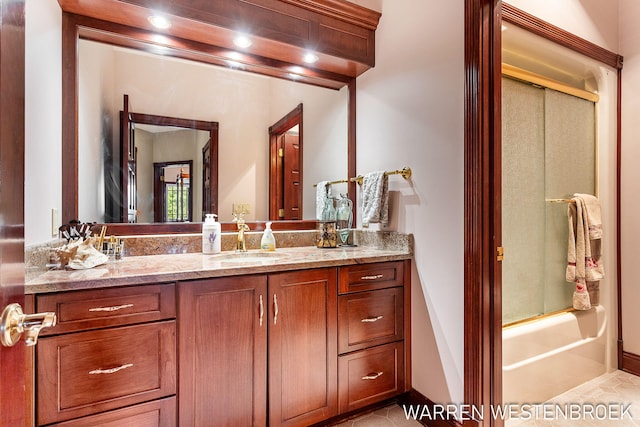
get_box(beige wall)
[25,0,62,242]
[355,0,465,403]
[620,0,640,356]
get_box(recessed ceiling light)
[233,35,252,49]
[303,53,319,64]
[288,73,301,80]
[289,66,304,74]
[225,60,244,69]
[148,15,172,30]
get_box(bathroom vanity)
[27,246,411,426]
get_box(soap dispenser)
[202,214,221,254]
[261,222,276,251]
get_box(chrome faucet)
[236,219,250,252]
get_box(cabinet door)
[268,268,338,426]
[178,276,267,427]
[37,322,176,425]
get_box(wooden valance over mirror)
[59,0,381,234]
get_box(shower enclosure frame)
[464,2,623,427]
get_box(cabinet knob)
[0,303,57,347]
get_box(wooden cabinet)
[337,261,409,413]
[50,398,176,427]
[33,259,409,426]
[34,284,176,426]
[178,275,268,426]
[178,268,338,427]
[268,269,338,426]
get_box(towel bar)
[313,167,412,187]
[351,167,413,185]
[546,198,576,204]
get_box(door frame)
[269,104,303,220]
[0,0,29,424]
[153,160,194,223]
[464,2,624,426]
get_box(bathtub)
[502,306,607,404]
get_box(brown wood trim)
[502,3,623,70]
[62,12,79,224]
[269,104,303,220]
[465,1,502,427]
[404,259,412,392]
[622,352,640,377]
[617,68,624,369]
[93,219,318,235]
[278,0,381,30]
[347,79,357,226]
[59,0,378,77]
[120,97,129,223]
[397,389,462,427]
[0,0,28,423]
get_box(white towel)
[574,194,604,281]
[316,181,332,220]
[566,194,604,310]
[361,171,389,227]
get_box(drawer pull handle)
[88,304,134,312]
[89,363,134,375]
[259,295,264,327]
[361,274,383,280]
[273,294,279,325]
[362,371,384,381]
[361,315,384,323]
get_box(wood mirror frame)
[60,0,379,234]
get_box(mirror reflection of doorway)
[269,104,303,220]
[118,94,218,223]
[154,161,193,222]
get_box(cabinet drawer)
[49,397,176,427]
[338,342,405,413]
[339,261,404,294]
[37,321,176,425]
[338,287,403,353]
[36,284,175,335]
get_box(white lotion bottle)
[260,221,276,251]
[202,214,221,254]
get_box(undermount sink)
[210,251,288,264]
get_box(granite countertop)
[26,246,411,294]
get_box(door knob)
[0,303,56,347]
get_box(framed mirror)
[63,13,358,234]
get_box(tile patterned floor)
[338,371,640,426]
[334,404,422,427]
[505,370,640,427]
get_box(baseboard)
[622,351,640,377]
[397,389,462,427]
